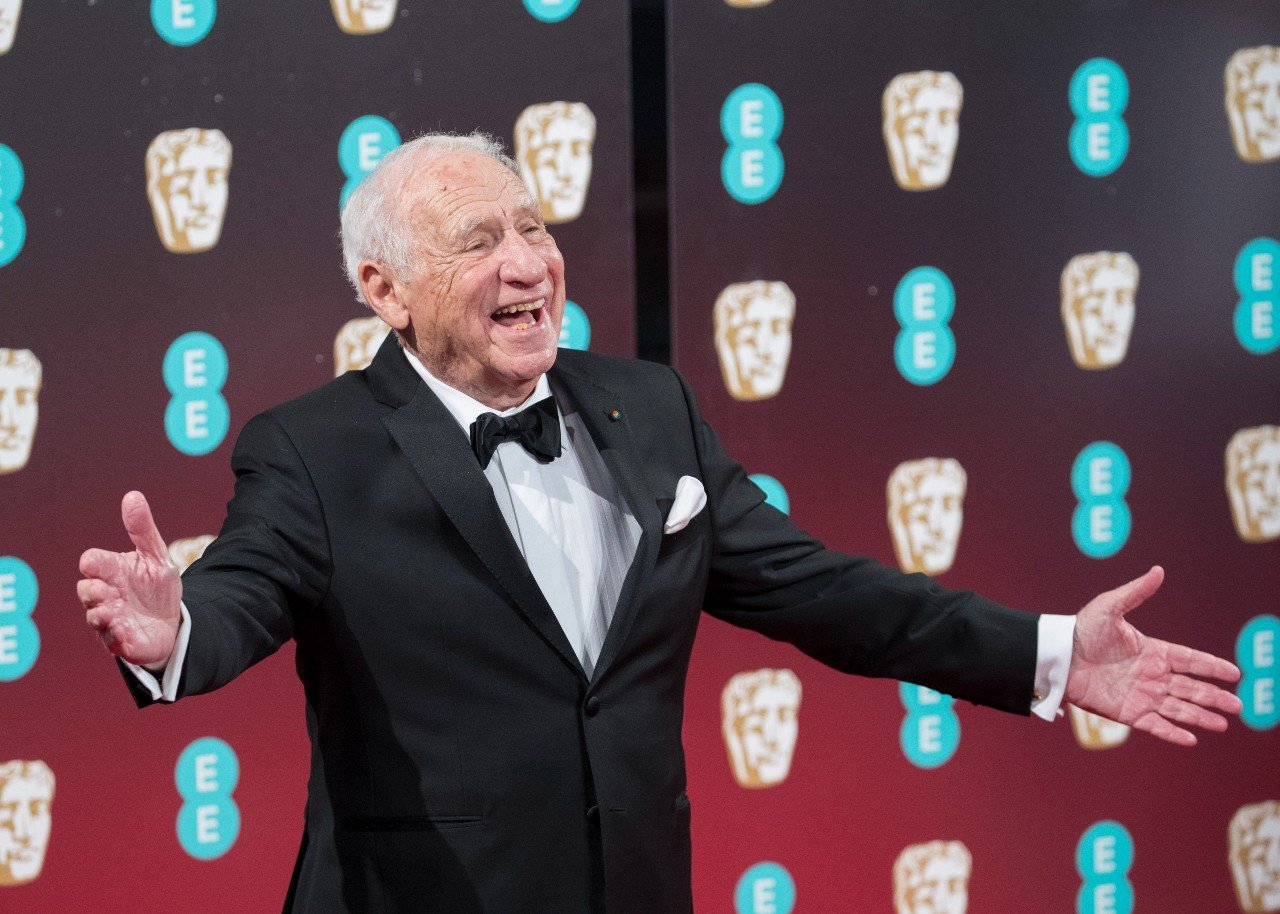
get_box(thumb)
[121,491,171,564]
[1099,565,1164,617]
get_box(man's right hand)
[78,491,182,671]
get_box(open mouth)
[490,298,545,332]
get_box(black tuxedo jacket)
[123,334,1037,913]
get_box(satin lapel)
[550,364,664,685]
[374,349,587,681]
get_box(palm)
[1065,566,1243,746]
[78,492,182,668]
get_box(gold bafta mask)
[1231,801,1280,913]
[893,840,972,914]
[713,281,796,401]
[1061,252,1139,369]
[0,760,54,886]
[1227,426,1280,543]
[330,0,398,35]
[883,71,963,191]
[514,102,596,224]
[334,315,391,376]
[1226,47,1280,164]
[168,535,215,574]
[721,668,801,789]
[887,458,966,576]
[0,348,40,475]
[0,0,21,56]
[145,129,232,254]
[1067,704,1131,750]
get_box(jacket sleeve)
[674,369,1038,715]
[120,411,332,708]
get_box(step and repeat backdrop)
[669,2,1280,913]
[0,1,634,910]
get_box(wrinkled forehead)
[404,153,536,236]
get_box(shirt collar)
[402,348,552,434]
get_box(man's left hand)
[1065,566,1244,746]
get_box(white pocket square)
[664,476,707,534]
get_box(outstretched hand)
[1066,566,1243,746]
[77,491,182,670]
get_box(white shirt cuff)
[1031,613,1076,721]
[123,601,191,703]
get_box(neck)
[405,343,538,411]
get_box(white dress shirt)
[129,349,1074,717]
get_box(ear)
[359,261,410,331]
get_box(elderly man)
[78,132,1242,913]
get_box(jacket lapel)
[549,359,664,685]
[366,334,588,681]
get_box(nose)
[1265,85,1280,123]
[190,172,209,209]
[498,230,549,288]
[0,391,15,430]
[12,805,30,841]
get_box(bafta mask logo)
[1227,47,1280,164]
[1231,801,1280,913]
[1227,426,1280,543]
[0,0,21,56]
[721,669,801,789]
[893,840,972,914]
[888,458,966,575]
[1061,252,1138,369]
[330,0,398,34]
[168,535,215,574]
[146,129,232,254]
[1068,705,1131,750]
[515,102,596,224]
[883,71,963,191]
[0,348,39,474]
[714,281,796,401]
[334,316,391,376]
[0,760,54,886]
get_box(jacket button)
[586,805,600,823]
[584,696,601,717]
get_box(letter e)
[1087,122,1111,161]
[740,149,764,188]
[196,804,220,844]
[174,0,196,29]
[195,752,219,793]
[1092,835,1117,874]
[753,877,778,914]
[913,331,937,370]
[183,348,208,388]
[1094,882,1118,914]
[1255,629,1275,670]
[1252,253,1274,292]
[0,572,14,613]
[919,714,942,753]
[1253,301,1274,342]
[0,624,17,664]
[740,100,764,139]
[1254,677,1275,716]
[1087,73,1111,113]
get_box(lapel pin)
[608,409,622,422]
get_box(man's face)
[334,315,391,376]
[714,282,795,401]
[0,769,53,885]
[886,77,962,190]
[721,670,801,788]
[0,357,39,474]
[1234,807,1280,912]
[331,0,397,33]
[149,134,231,253]
[894,843,971,914]
[519,110,595,223]
[1229,430,1280,542]
[0,0,21,55]
[890,462,965,575]
[1064,259,1137,367]
[381,152,565,401]
[1229,52,1280,163]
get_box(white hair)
[339,131,520,304]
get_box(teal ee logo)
[1071,442,1131,559]
[164,332,229,456]
[339,115,401,212]
[176,737,241,860]
[0,556,38,682]
[899,682,959,769]
[894,266,955,385]
[523,0,580,22]
[749,474,790,515]
[1076,820,1134,914]
[559,300,591,351]
[151,0,216,46]
[1069,58,1130,177]
[1234,238,1280,355]
[721,83,784,204]
[1237,614,1280,730]
[0,143,27,267]
[734,861,796,914]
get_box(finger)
[85,604,118,633]
[1168,672,1245,715]
[79,548,123,582]
[1102,565,1164,617]
[76,578,116,608]
[1131,710,1196,747]
[1156,695,1229,733]
[121,491,171,564]
[1165,641,1243,683]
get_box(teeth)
[494,298,545,317]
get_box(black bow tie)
[469,397,562,470]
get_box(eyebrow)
[453,201,543,239]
